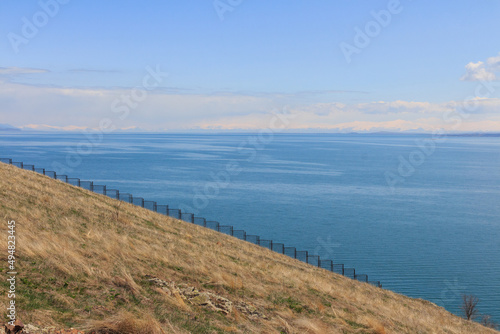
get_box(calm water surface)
[1,132,499,321]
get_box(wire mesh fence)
[181,212,193,223]
[369,281,381,287]
[307,255,320,267]
[246,235,260,245]
[118,193,133,203]
[205,220,220,231]
[56,174,68,182]
[284,247,297,259]
[35,167,45,175]
[167,208,181,220]
[233,230,246,241]
[260,239,273,250]
[132,197,144,207]
[193,217,206,227]
[333,264,345,276]
[106,189,119,200]
[296,251,308,263]
[80,181,93,191]
[355,274,368,283]
[45,171,56,179]
[344,268,356,279]
[144,200,157,212]
[157,204,169,216]
[1,158,382,288]
[272,243,284,254]
[219,225,233,236]
[67,178,81,187]
[320,260,333,272]
[93,185,106,195]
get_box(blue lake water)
[1,132,499,322]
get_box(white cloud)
[355,100,450,114]
[21,124,90,131]
[486,53,500,72]
[0,80,276,130]
[461,53,500,81]
[1,76,500,133]
[191,99,500,132]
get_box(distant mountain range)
[0,122,499,136]
[448,132,500,137]
[19,124,145,132]
[0,123,21,131]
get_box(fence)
[0,157,382,288]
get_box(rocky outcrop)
[1,323,84,334]
[3,320,23,334]
[145,275,268,319]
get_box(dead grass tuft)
[86,312,166,334]
[366,318,386,334]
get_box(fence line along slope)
[0,162,497,333]
[0,157,380,288]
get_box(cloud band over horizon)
[1,62,500,133]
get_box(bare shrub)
[461,294,479,321]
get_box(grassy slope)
[0,162,497,334]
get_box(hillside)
[0,162,497,334]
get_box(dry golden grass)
[85,312,169,334]
[0,162,497,334]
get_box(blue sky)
[1,0,500,131]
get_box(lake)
[1,132,499,322]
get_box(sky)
[1,0,500,132]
